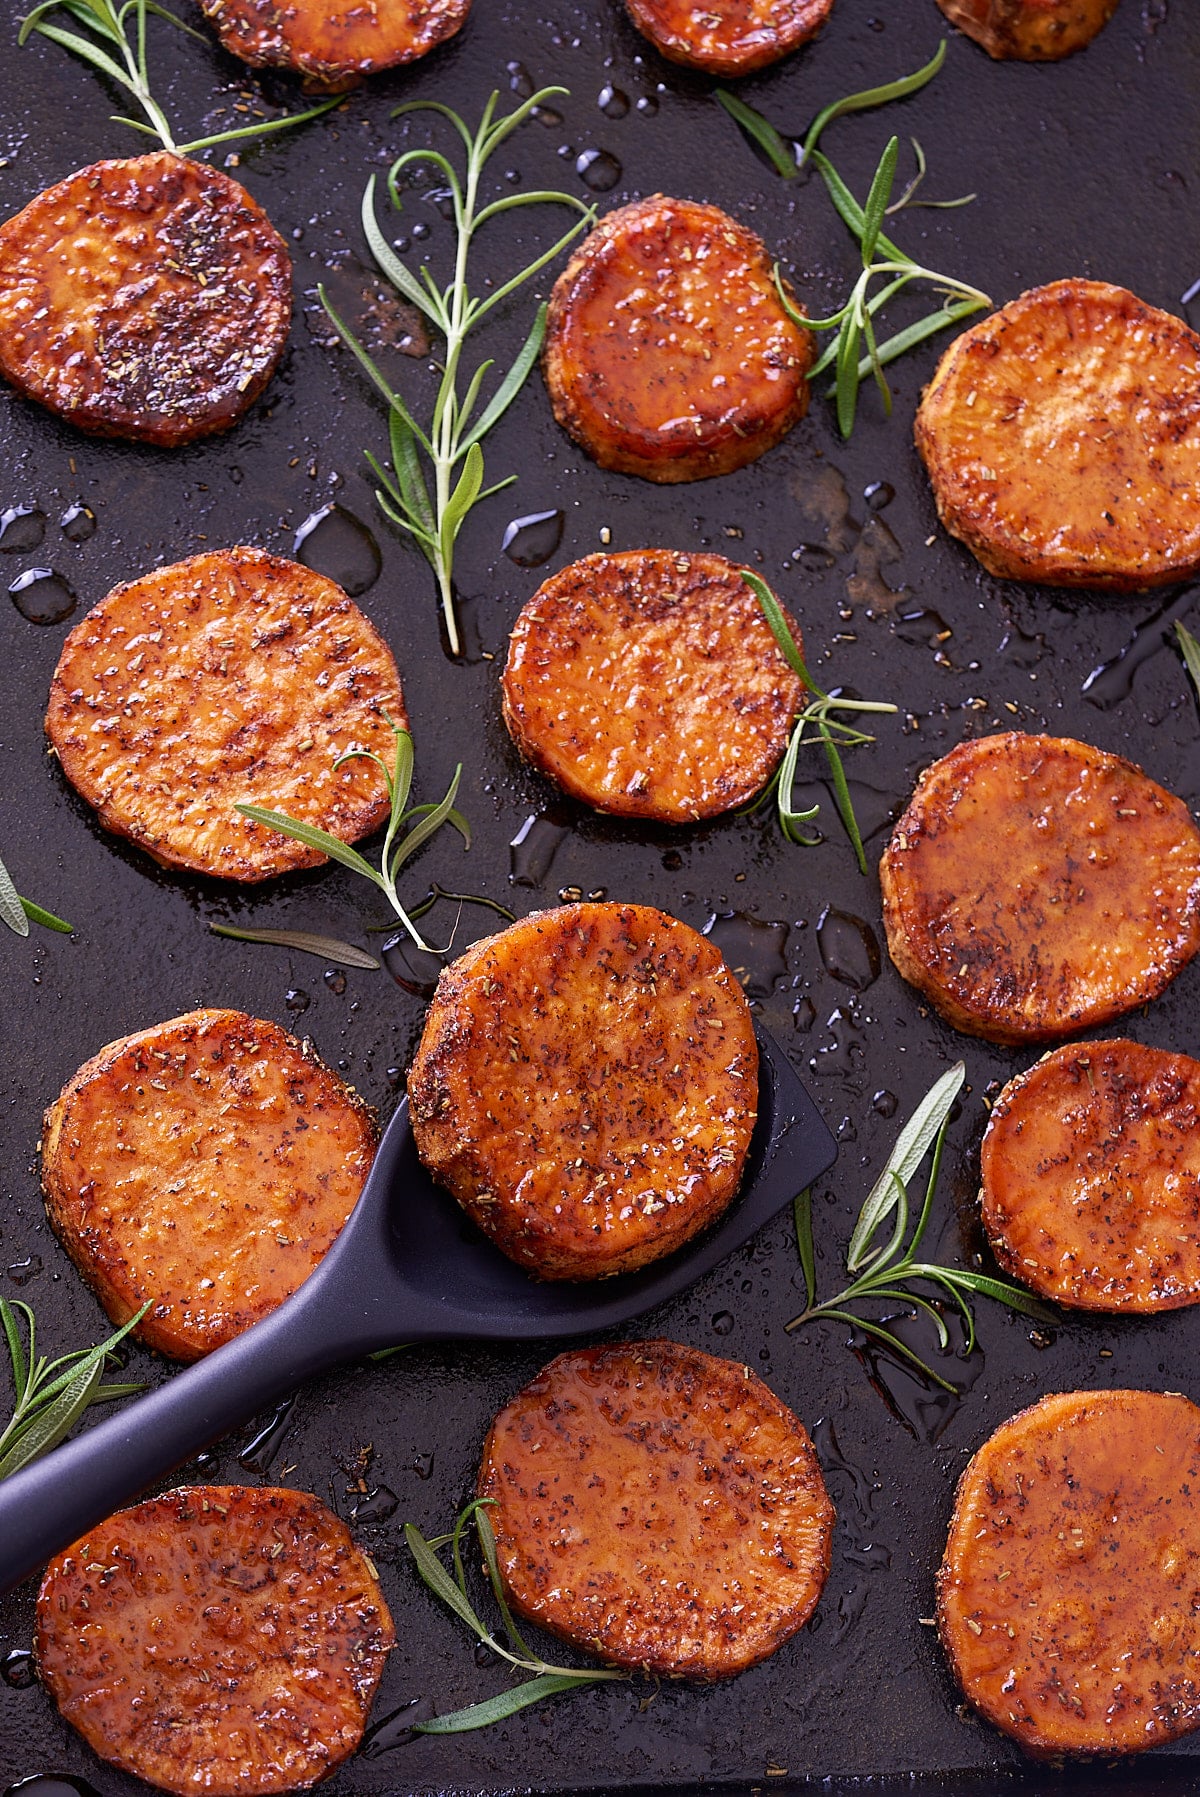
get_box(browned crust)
[479,1341,833,1678]
[199,0,470,84]
[915,280,1200,590]
[45,546,406,882]
[407,902,758,1279]
[543,195,813,483]
[622,0,834,75]
[980,1039,1200,1312]
[501,550,804,823]
[935,0,1119,60]
[42,1009,377,1361]
[36,1485,394,1795]
[879,733,1200,1043]
[0,153,290,446]
[938,1390,1200,1757]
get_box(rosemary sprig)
[787,1066,1050,1391]
[320,90,595,656]
[20,0,339,156]
[781,136,991,437]
[0,852,73,939]
[235,721,469,954]
[0,1299,146,1480]
[715,41,947,180]
[743,572,896,874]
[405,1498,625,1734]
[1176,621,1200,712]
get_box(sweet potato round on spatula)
[502,550,804,822]
[622,0,834,75]
[42,1009,376,1361]
[916,280,1200,590]
[980,1039,1200,1311]
[46,546,405,882]
[939,1390,1200,1757]
[0,153,290,445]
[479,1341,833,1678]
[880,733,1200,1043]
[934,0,1119,61]
[408,902,757,1279]
[543,196,813,482]
[36,1485,394,1796]
[199,0,471,84]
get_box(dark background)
[2,0,1200,1791]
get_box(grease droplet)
[872,1089,898,1118]
[576,148,622,191]
[502,509,564,568]
[294,505,382,597]
[350,1484,398,1523]
[598,83,630,117]
[7,1256,42,1286]
[0,505,46,552]
[323,968,347,994]
[382,933,442,998]
[712,1311,734,1336]
[237,1397,296,1475]
[285,988,310,1014]
[9,567,76,625]
[1,1648,36,1690]
[60,502,97,543]
[636,93,659,116]
[703,912,789,1000]
[863,481,895,511]
[510,813,569,886]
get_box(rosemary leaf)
[800,40,947,165]
[714,89,797,179]
[233,807,383,886]
[0,856,29,937]
[208,925,381,971]
[415,1673,603,1735]
[848,1063,965,1270]
[794,1190,817,1312]
[405,1522,491,1637]
[1176,621,1200,709]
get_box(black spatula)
[0,1023,834,1593]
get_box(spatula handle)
[0,1111,411,1596]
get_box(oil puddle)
[350,1484,399,1523]
[816,907,881,992]
[850,1304,984,1443]
[4,1781,101,1797]
[294,505,381,597]
[791,464,858,555]
[808,1004,866,1077]
[849,517,909,611]
[361,1697,433,1755]
[59,502,96,543]
[0,504,46,552]
[1081,586,1195,709]
[703,912,789,1000]
[237,1396,297,1475]
[382,932,443,998]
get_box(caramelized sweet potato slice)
[939,1390,1200,1756]
[408,902,757,1279]
[502,550,804,822]
[543,195,813,482]
[45,546,406,882]
[980,1039,1200,1311]
[42,1009,376,1361]
[880,733,1200,1043]
[623,0,834,75]
[915,281,1200,589]
[199,0,470,85]
[935,0,1119,60]
[0,153,290,445]
[479,1341,833,1678]
[36,1485,394,1795]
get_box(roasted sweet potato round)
[935,0,1119,60]
[501,550,804,822]
[939,1390,1200,1757]
[45,546,406,882]
[42,1009,376,1361]
[36,1485,394,1795]
[980,1040,1200,1312]
[0,153,290,445]
[915,281,1200,590]
[623,0,834,75]
[408,902,758,1279]
[199,0,470,85]
[880,734,1200,1043]
[543,196,813,482]
[479,1341,833,1678]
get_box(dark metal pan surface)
[2,1,1199,1792]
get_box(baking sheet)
[2,0,1200,1790]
